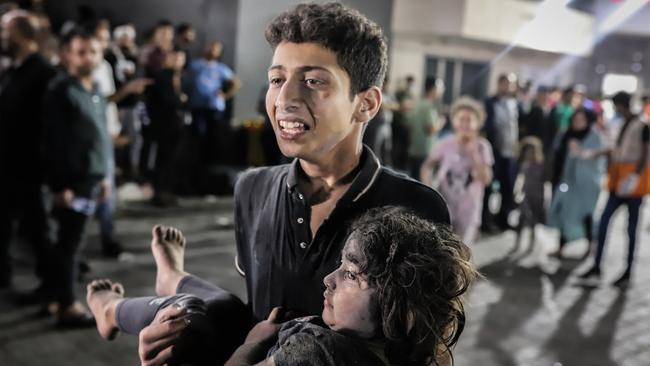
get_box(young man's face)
[322,239,377,339]
[266,42,364,162]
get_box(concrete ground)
[1,191,649,366]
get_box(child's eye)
[344,270,357,281]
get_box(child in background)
[421,96,494,244]
[512,137,546,254]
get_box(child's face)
[322,239,377,338]
[266,42,365,162]
[453,108,480,140]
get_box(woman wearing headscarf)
[547,108,606,258]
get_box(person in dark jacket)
[0,10,57,293]
[147,47,187,206]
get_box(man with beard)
[42,29,112,328]
[0,10,56,293]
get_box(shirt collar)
[286,145,382,203]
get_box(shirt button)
[297,217,304,224]
[299,242,307,249]
[298,193,304,200]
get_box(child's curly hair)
[348,206,479,366]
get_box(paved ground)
[1,191,649,366]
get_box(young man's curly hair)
[348,207,479,366]
[264,2,388,98]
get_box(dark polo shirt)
[234,146,450,321]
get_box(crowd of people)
[0,4,240,327]
[379,71,649,287]
[1,1,649,365]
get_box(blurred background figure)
[174,22,195,68]
[0,9,56,293]
[581,92,650,286]
[147,47,187,206]
[106,23,141,182]
[186,40,240,167]
[547,108,604,259]
[363,76,397,165]
[43,29,111,328]
[405,77,443,180]
[512,136,546,255]
[420,96,493,244]
[482,73,520,232]
[391,74,415,171]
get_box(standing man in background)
[405,78,443,180]
[186,40,240,165]
[0,10,57,293]
[43,29,112,327]
[483,73,520,231]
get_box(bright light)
[598,0,648,34]
[601,73,638,96]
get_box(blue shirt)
[187,59,234,111]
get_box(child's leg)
[151,225,189,297]
[87,278,211,338]
[86,279,126,340]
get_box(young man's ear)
[353,86,382,124]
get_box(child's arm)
[468,142,493,185]
[225,308,285,366]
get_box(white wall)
[392,0,464,37]
[389,34,576,98]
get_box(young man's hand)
[138,305,188,366]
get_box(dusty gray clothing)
[269,316,388,366]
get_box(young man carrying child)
[88,3,451,365]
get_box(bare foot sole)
[86,279,124,340]
[151,225,188,296]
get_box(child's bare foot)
[151,225,188,296]
[86,279,124,340]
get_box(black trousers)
[52,207,89,308]
[191,108,230,166]
[483,152,517,228]
[0,182,52,287]
[116,275,251,365]
[153,122,183,195]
